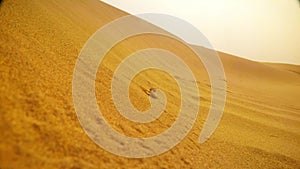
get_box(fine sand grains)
[0,0,299,168]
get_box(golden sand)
[0,0,299,168]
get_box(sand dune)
[0,0,299,168]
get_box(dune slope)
[0,0,299,168]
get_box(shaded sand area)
[1,0,300,168]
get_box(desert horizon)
[0,0,299,169]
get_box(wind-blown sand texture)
[0,0,299,168]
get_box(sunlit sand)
[0,0,299,168]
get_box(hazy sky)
[102,0,300,64]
